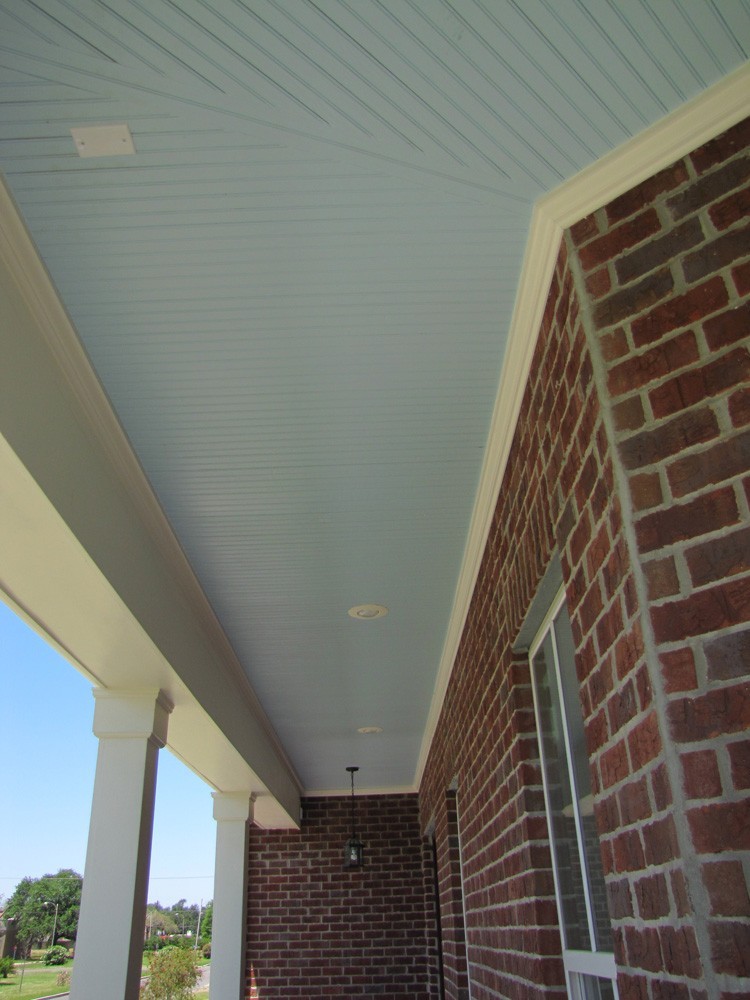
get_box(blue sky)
[0,599,216,909]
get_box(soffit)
[0,1,747,791]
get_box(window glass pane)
[532,634,590,951]
[553,608,613,952]
[572,971,617,1000]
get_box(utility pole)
[43,901,59,949]
[194,900,202,950]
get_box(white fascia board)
[0,177,301,827]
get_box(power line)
[149,876,213,880]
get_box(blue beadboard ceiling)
[1,1,748,791]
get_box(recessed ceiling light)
[347,604,388,620]
[71,124,136,158]
[357,726,383,735]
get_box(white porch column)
[71,689,172,1000]
[210,791,254,1000]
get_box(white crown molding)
[0,175,303,797]
[542,62,750,230]
[304,785,418,797]
[414,61,750,787]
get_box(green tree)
[167,899,200,937]
[3,870,82,951]
[145,906,178,939]
[198,901,212,943]
[141,946,199,1000]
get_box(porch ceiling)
[0,2,747,793]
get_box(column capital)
[212,791,255,824]
[92,688,173,747]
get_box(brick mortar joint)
[608,339,749,428]
[564,226,719,992]
[612,193,736,294]
[645,549,750,604]
[575,139,748,256]
[623,424,746,484]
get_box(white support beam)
[210,792,254,1000]
[71,690,172,1000]
[0,182,301,825]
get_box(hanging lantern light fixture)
[343,765,364,869]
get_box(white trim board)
[304,785,418,798]
[414,62,750,787]
[0,177,296,787]
[0,179,304,819]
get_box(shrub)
[141,946,199,1000]
[44,945,68,966]
[201,941,211,959]
[143,935,166,952]
[0,956,14,978]
[56,970,71,987]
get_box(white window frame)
[529,586,618,999]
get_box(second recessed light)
[348,604,388,620]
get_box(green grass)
[1,957,210,999]
[0,961,73,1000]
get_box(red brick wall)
[243,119,749,1000]
[570,115,750,999]
[419,116,749,1000]
[431,789,469,1000]
[420,237,617,1000]
[245,794,437,999]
